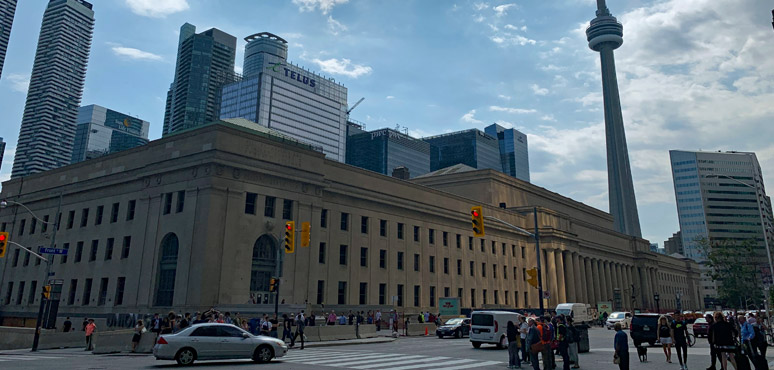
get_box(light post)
[654,293,660,314]
[1,196,62,352]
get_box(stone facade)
[0,121,701,322]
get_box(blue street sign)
[38,247,68,255]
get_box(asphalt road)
[0,326,765,370]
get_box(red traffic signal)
[0,234,6,241]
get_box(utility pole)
[32,194,62,352]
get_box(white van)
[469,311,521,349]
[555,303,592,324]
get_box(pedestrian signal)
[471,206,485,237]
[269,278,278,292]
[284,221,295,253]
[42,285,51,300]
[0,232,8,258]
[526,268,539,288]
[301,222,310,247]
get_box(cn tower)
[586,0,642,238]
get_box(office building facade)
[219,32,348,162]
[664,231,683,256]
[163,23,236,136]
[423,129,500,173]
[0,0,16,79]
[485,123,530,182]
[0,137,5,173]
[71,105,150,164]
[346,128,431,178]
[11,0,94,178]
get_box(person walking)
[376,310,382,331]
[294,313,306,350]
[707,313,722,370]
[557,316,571,370]
[328,311,337,326]
[710,312,737,370]
[131,320,145,353]
[85,319,96,351]
[507,320,522,369]
[519,316,530,365]
[672,313,689,370]
[525,318,541,370]
[282,314,293,344]
[63,317,73,332]
[658,315,673,363]
[539,316,554,370]
[567,317,580,369]
[270,314,279,338]
[614,323,629,370]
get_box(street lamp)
[654,293,660,313]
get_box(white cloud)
[540,114,556,122]
[540,64,563,72]
[327,16,348,35]
[125,0,189,18]
[461,109,483,124]
[6,74,29,93]
[493,4,517,16]
[489,106,537,114]
[490,35,536,46]
[497,94,511,101]
[111,45,163,61]
[386,96,395,100]
[292,0,349,14]
[530,84,549,96]
[473,2,489,11]
[311,58,372,78]
[505,24,527,32]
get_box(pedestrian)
[282,314,293,344]
[519,316,530,365]
[294,312,306,350]
[162,311,175,334]
[710,312,737,370]
[82,317,89,331]
[63,317,73,332]
[179,313,190,331]
[751,314,767,358]
[309,312,316,327]
[151,313,162,344]
[131,320,145,353]
[672,313,689,370]
[707,313,722,370]
[348,310,355,325]
[85,319,96,351]
[539,316,554,370]
[339,314,347,325]
[376,310,382,331]
[658,315,673,363]
[507,320,522,369]
[418,312,424,323]
[566,317,580,369]
[557,316,570,370]
[424,311,430,323]
[270,314,279,338]
[613,323,629,370]
[328,311,337,325]
[526,318,541,370]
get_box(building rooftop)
[415,163,477,178]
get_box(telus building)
[220,32,347,162]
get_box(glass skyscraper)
[346,128,431,178]
[485,123,530,182]
[423,129,501,173]
[163,23,236,136]
[0,0,16,79]
[220,32,348,162]
[12,0,94,178]
[70,105,150,164]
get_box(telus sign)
[267,62,317,88]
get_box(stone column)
[624,265,632,309]
[594,259,603,305]
[602,261,611,302]
[564,252,576,302]
[616,264,625,309]
[573,253,583,303]
[585,258,594,304]
[546,249,559,306]
[556,250,568,303]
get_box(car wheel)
[454,329,461,339]
[175,348,197,366]
[499,335,507,349]
[472,341,481,348]
[253,345,274,363]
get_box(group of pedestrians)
[656,313,690,369]
[516,314,580,370]
[705,311,769,370]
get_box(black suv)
[630,314,662,347]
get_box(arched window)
[250,235,277,304]
[155,233,179,306]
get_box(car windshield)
[472,314,493,326]
[445,318,464,325]
[556,309,571,317]
[610,313,624,319]
[694,318,706,324]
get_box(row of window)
[3,277,126,307]
[1,199,137,236]
[244,193,293,220]
[9,236,132,267]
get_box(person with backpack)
[507,320,522,369]
[557,316,571,370]
[566,317,580,369]
[541,316,555,370]
[526,318,541,370]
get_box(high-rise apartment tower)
[0,0,17,79]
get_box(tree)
[696,237,763,308]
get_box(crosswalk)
[0,354,65,363]
[279,349,502,370]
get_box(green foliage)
[697,237,763,308]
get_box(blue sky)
[1,0,773,247]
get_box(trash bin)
[576,324,590,353]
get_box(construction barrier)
[406,323,433,336]
[38,330,84,350]
[91,329,136,354]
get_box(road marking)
[379,358,478,370]
[329,354,424,367]
[297,353,389,365]
[435,361,501,370]
[283,351,359,360]
[351,356,450,369]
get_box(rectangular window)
[480,239,485,252]
[360,247,368,267]
[443,258,449,274]
[379,249,387,268]
[89,240,99,261]
[80,208,89,227]
[359,282,367,305]
[430,286,436,307]
[397,284,403,306]
[19,219,25,235]
[61,243,70,264]
[522,268,526,281]
[456,234,461,248]
[67,280,77,305]
[75,241,84,263]
[444,287,450,298]
[515,291,519,308]
[29,218,36,234]
[493,264,497,279]
[470,261,474,276]
[379,220,387,237]
[491,241,496,254]
[320,209,328,228]
[67,210,75,229]
[361,216,369,234]
[504,265,507,279]
[316,280,324,304]
[2,222,5,232]
[458,288,463,299]
[502,243,506,256]
[163,193,172,215]
[522,247,526,259]
[512,245,516,257]
[176,191,185,213]
[397,223,404,239]
[339,245,348,265]
[4,282,12,305]
[482,262,486,277]
[126,200,136,221]
[457,259,462,275]
[82,278,93,306]
[429,229,435,244]
[468,236,473,250]
[524,292,529,307]
[16,281,25,305]
[121,236,131,259]
[282,199,293,220]
[397,251,404,270]
[12,249,19,267]
[35,251,41,266]
[340,212,349,231]
[28,281,37,305]
[95,206,104,226]
[318,243,326,263]
[379,283,386,305]
[114,277,126,306]
[483,289,487,305]
[414,254,420,272]
[413,226,419,242]
[111,202,119,223]
[264,196,276,217]
[494,290,499,305]
[23,251,30,266]
[104,238,114,261]
[429,256,435,273]
[337,281,347,304]
[98,278,109,306]
[414,285,420,307]
[443,231,448,246]
[471,289,476,308]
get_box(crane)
[346,97,365,115]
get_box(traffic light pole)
[32,194,62,352]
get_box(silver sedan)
[153,323,288,365]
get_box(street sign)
[439,297,461,316]
[38,247,68,255]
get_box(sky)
[0,0,773,248]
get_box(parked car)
[630,313,661,347]
[692,317,709,337]
[436,318,471,338]
[606,312,632,330]
[153,323,287,365]
[470,311,521,349]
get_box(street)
[0,326,758,370]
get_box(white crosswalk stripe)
[279,349,502,370]
[0,355,65,362]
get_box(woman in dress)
[131,320,145,353]
[658,315,673,363]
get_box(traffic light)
[269,278,278,292]
[300,222,310,247]
[0,231,8,258]
[471,206,485,237]
[284,221,295,253]
[526,268,539,288]
[42,285,51,300]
